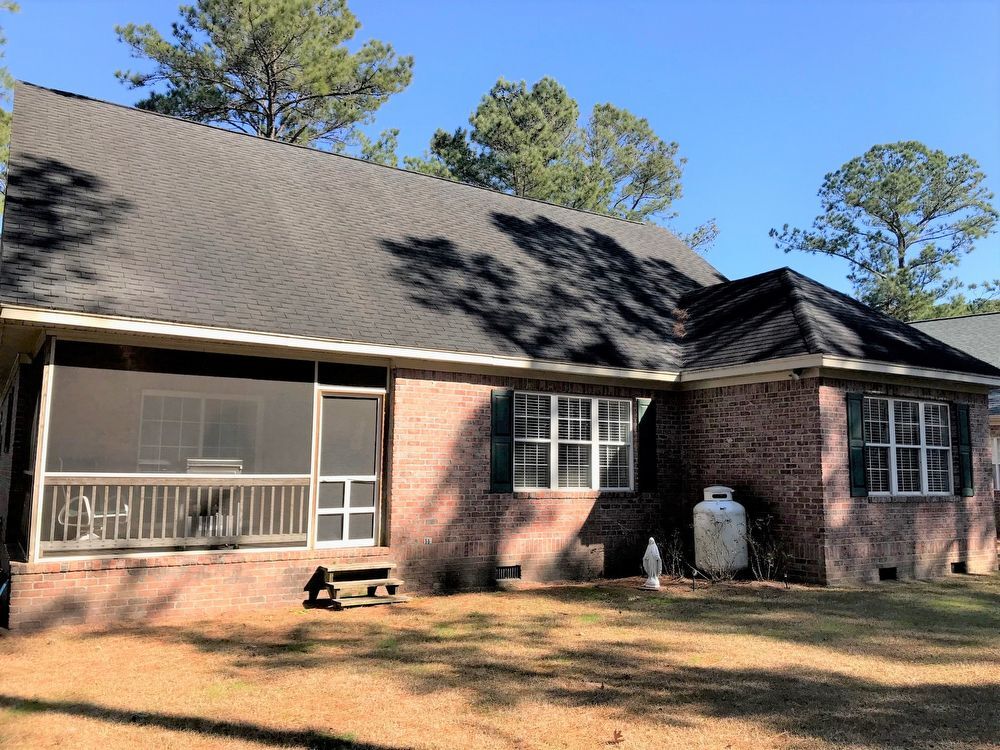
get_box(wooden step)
[330,594,409,610]
[329,577,403,590]
[324,561,397,573]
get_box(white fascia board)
[7,306,999,390]
[819,356,1000,389]
[678,354,824,384]
[0,306,682,385]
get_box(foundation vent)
[950,561,968,575]
[495,564,522,581]
[878,566,898,581]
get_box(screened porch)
[31,341,386,559]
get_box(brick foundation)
[7,547,392,631]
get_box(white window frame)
[137,389,265,473]
[863,396,953,496]
[513,392,634,491]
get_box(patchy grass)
[1,574,998,749]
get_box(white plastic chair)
[57,491,130,542]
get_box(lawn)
[1,574,998,750]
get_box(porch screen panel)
[46,342,314,474]
[319,397,379,476]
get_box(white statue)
[641,537,662,590]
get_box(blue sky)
[4,0,999,294]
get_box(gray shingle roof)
[679,268,1000,377]
[910,313,1000,369]
[0,82,723,371]
[911,312,1000,413]
[1,83,997,382]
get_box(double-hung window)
[513,392,633,490]
[863,396,952,495]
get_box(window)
[514,393,550,489]
[862,397,952,495]
[138,393,260,472]
[513,392,633,490]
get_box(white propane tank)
[693,486,748,574]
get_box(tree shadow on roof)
[383,212,715,370]
[0,154,134,311]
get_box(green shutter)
[637,397,657,491]
[846,393,867,497]
[490,389,513,493]
[956,403,974,497]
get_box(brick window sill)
[867,495,963,504]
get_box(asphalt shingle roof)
[910,312,1000,413]
[679,268,1000,377]
[0,82,722,372]
[1,83,997,382]
[910,313,1000,370]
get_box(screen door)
[315,394,381,548]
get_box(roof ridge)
[14,80,689,235]
[779,268,824,354]
[910,311,1000,324]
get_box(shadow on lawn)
[532,578,1000,660]
[0,694,403,750]
[75,578,1000,748]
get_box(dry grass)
[1,574,998,749]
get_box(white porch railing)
[39,475,310,556]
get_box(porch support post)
[27,338,55,563]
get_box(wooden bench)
[304,561,408,610]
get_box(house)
[910,311,1000,497]
[0,83,997,630]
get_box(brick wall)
[991,423,1000,539]
[7,546,393,631]
[7,369,678,630]
[679,378,827,581]
[819,379,997,584]
[386,369,676,592]
[6,365,997,630]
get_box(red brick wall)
[819,379,997,584]
[679,378,826,581]
[386,369,676,591]
[7,547,393,631]
[991,423,1000,539]
[7,365,997,630]
[8,369,679,630]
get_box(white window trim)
[513,392,634,492]
[137,389,266,474]
[864,396,953,496]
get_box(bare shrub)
[745,514,789,582]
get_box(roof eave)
[5,305,998,389]
[0,304,683,386]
